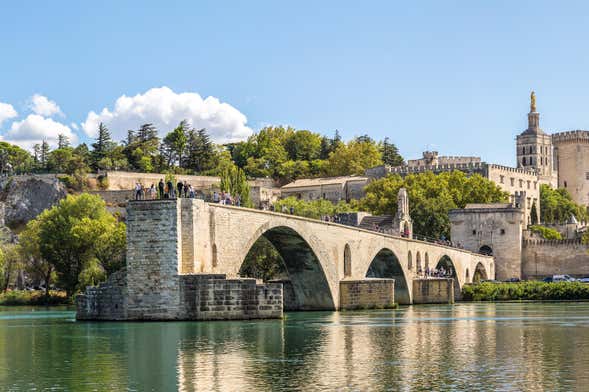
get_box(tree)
[273,197,356,220]
[0,244,21,292]
[530,201,539,225]
[185,128,216,173]
[40,140,50,171]
[91,123,115,170]
[19,219,54,298]
[0,141,33,174]
[359,171,508,239]
[239,237,287,281]
[219,165,252,207]
[162,120,189,167]
[325,138,383,176]
[381,137,404,166]
[540,184,588,224]
[35,193,125,297]
[57,134,70,149]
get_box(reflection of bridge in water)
[179,199,494,307]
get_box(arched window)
[466,268,470,278]
[344,244,352,277]
[522,157,526,166]
[416,252,422,273]
[212,244,218,268]
[425,253,429,270]
[408,251,413,270]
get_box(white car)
[552,274,576,282]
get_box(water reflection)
[1,303,589,391]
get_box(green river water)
[1,302,588,391]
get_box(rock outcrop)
[0,175,67,230]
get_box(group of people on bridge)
[418,265,454,279]
[134,180,197,200]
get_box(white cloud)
[30,94,63,117]
[81,86,252,143]
[0,102,18,127]
[70,122,79,130]
[4,114,77,149]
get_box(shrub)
[462,281,589,301]
[97,175,109,190]
[0,290,69,306]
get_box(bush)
[0,290,69,306]
[462,281,589,301]
[529,225,562,240]
[97,175,109,190]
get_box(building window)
[519,179,523,188]
[527,181,530,189]
[500,229,505,235]
[586,172,589,180]
[522,157,526,166]
[534,181,537,189]
[472,230,476,235]
[500,175,504,184]
[510,178,515,186]
[564,181,567,188]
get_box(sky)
[2,0,589,166]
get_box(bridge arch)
[238,225,335,310]
[479,245,493,256]
[473,262,488,283]
[436,255,461,300]
[365,248,411,304]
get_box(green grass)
[462,281,589,301]
[0,290,70,306]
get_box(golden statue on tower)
[530,90,536,112]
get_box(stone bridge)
[177,199,494,308]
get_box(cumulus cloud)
[30,94,63,117]
[4,114,77,149]
[0,102,18,127]
[81,87,252,143]
[70,122,79,130]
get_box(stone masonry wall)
[180,275,282,320]
[522,239,589,279]
[126,200,183,320]
[76,270,127,320]
[339,279,395,310]
[412,278,454,304]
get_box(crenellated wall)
[522,238,589,279]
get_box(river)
[1,302,588,391]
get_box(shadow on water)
[1,303,589,391]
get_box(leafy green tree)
[360,171,508,239]
[19,219,54,298]
[220,165,252,207]
[273,197,356,219]
[162,120,189,167]
[285,130,322,161]
[540,184,588,223]
[35,193,125,297]
[530,201,539,225]
[0,141,33,174]
[239,236,287,281]
[185,128,216,173]
[123,124,160,172]
[529,225,562,240]
[381,137,404,166]
[325,138,383,176]
[0,244,21,292]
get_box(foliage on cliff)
[272,197,357,220]
[540,184,588,223]
[462,281,589,301]
[359,171,509,239]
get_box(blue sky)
[2,1,589,166]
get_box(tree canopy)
[359,171,509,239]
[540,184,588,224]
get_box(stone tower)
[516,91,556,185]
[552,130,589,207]
[393,188,413,238]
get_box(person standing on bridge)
[177,181,184,198]
[158,179,165,199]
[167,179,175,198]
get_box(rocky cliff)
[0,175,67,231]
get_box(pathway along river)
[1,303,589,391]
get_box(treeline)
[0,123,404,186]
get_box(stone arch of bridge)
[473,262,488,283]
[436,254,462,300]
[365,247,411,305]
[237,223,336,311]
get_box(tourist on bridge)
[188,185,195,198]
[177,181,183,198]
[213,191,220,203]
[183,181,188,197]
[134,183,142,200]
[158,179,165,199]
[149,183,156,200]
[166,179,175,198]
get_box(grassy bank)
[0,290,70,306]
[462,281,589,301]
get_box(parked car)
[552,274,576,282]
[577,277,589,283]
[542,276,553,283]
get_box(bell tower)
[516,91,554,179]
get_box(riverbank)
[462,281,589,301]
[0,290,69,306]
